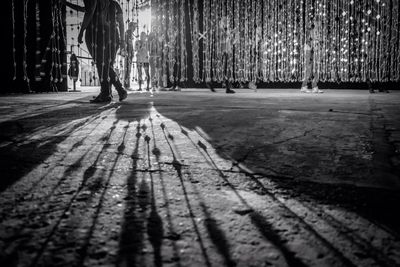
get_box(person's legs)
[156,57,163,89]
[149,57,156,89]
[224,53,235,94]
[206,80,216,92]
[300,73,310,92]
[311,69,323,93]
[87,27,112,102]
[144,63,150,90]
[124,55,132,89]
[96,60,112,102]
[109,68,127,100]
[92,58,112,103]
[301,50,312,93]
[311,56,324,94]
[108,34,127,101]
[107,47,128,101]
[377,77,390,93]
[137,63,143,90]
[86,25,109,102]
[367,78,374,93]
[168,57,180,91]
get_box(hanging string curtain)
[8,0,399,93]
[151,0,400,83]
[9,0,67,92]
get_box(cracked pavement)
[0,88,400,267]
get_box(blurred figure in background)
[124,21,136,90]
[300,23,323,94]
[135,31,150,91]
[68,53,80,91]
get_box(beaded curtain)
[9,0,67,92]
[10,0,149,92]
[152,0,400,84]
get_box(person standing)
[148,30,161,91]
[135,31,150,91]
[300,24,323,94]
[124,21,136,90]
[207,16,235,94]
[64,0,128,103]
[68,53,80,91]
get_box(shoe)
[312,87,323,94]
[300,87,311,93]
[369,89,375,94]
[168,86,176,91]
[159,87,168,91]
[175,86,182,91]
[225,82,235,94]
[118,89,128,101]
[90,94,112,103]
[378,89,390,93]
[206,82,216,92]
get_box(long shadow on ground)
[149,95,400,236]
[0,97,119,193]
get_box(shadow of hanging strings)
[290,196,398,267]
[161,122,232,267]
[31,118,122,266]
[149,117,183,266]
[117,121,131,154]
[0,116,122,266]
[195,139,310,267]
[77,120,131,266]
[144,134,164,267]
[0,107,116,194]
[118,120,146,267]
[215,148,357,267]
[148,104,398,266]
[29,117,120,267]
[183,137,238,267]
[161,130,212,267]
[141,107,364,266]
[2,118,116,226]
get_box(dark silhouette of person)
[68,53,80,91]
[64,0,127,103]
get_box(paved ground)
[0,88,400,267]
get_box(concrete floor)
[0,88,399,266]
